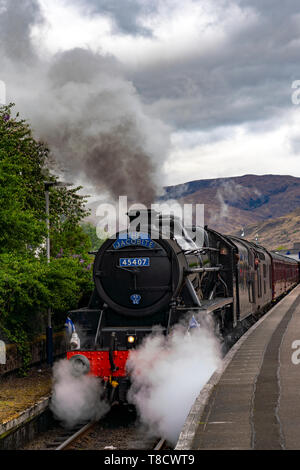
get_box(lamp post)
[44,181,73,366]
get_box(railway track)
[153,438,167,450]
[37,408,168,451]
[54,421,97,450]
[52,420,167,450]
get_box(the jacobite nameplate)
[113,232,156,250]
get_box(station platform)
[176,284,300,450]
[0,365,51,426]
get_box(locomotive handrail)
[176,297,233,313]
[185,266,222,274]
[183,247,220,255]
[94,308,105,347]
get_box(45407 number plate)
[119,257,150,267]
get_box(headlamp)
[127,335,135,344]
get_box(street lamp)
[44,181,73,366]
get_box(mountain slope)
[231,208,300,251]
[166,174,300,234]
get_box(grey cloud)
[127,0,300,131]
[238,0,300,18]
[48,47,119,85]
[0,0,43,61]
[72,0,156,36]
[289,134,300,154]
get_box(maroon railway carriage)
[270,252,299,300]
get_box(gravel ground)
[0,365,52,424]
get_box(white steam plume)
[50,359,109,429]
[127,320,222,445]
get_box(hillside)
[165,174,300,234]
[231,208,300,251]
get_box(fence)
[0,332,66,375]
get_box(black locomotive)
[66,209,299,402]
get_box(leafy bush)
[0,254,93,373]
[81,222,107,251]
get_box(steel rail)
[153,438,166,450]
[55,421,96,450]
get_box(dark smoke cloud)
[0,1,169,204]
[84,122,157,203]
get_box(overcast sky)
[2,0,300,187]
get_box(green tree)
[0,104,94,373]
[0,103,89,255]
[81,222,107,252]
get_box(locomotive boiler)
[66,209,299,403]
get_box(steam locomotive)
[66,210,299,403]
